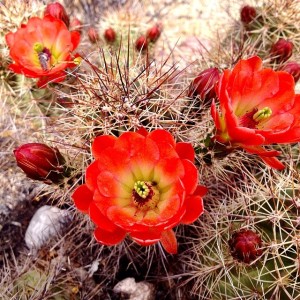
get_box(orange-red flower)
[5,15,80,87]
[72,128,207,254]
[211,56,300,169]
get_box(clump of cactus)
[1,0,300,299]
[183,154,300,299]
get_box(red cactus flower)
[88,27,99,43]
[187,67,220,102]
[280,61,300,84]
[72,128,207,254]
[146,23,162,43]
[14,143,67,184]
[104,28,116,43]
[270,38,294,63]
[240,5,256,24]
[5,16,80,88]
[135,35,148,52]
[211,56,300,170]
[44,2,70,27]
[229,229,263,264]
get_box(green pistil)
[134,181,150,199]
[33,42,44,53]
[253,107,272,122]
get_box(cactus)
[182,143,300,299]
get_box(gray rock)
[113,277,155,300]
[25,205,71,251]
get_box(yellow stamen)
[134,181,150,199]
[33,42,44,53]
[253,107,272,122]
[73,57,82,65]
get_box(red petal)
[176,142,195,162]
[130,230,162,246]
[89,202,118,232]
[5,32,15,48]
[180,159,198,194]
[37,72,66,88]
[8,64,38,77]
[85,161,99,191]
[153,158,185,188]
[260,156,285,170]
[148,129,176,148]
[72,184,93,213]
[211,100,221,130]
[136,127,149,137]
[106,206,137,229]
[194,185,208,197]
[92,135,116,160]
[181,194,204,224]
[160,229,177,254]
[94,226,126,246]
[93,189,131,214]
[157,180,185,221]
[97,171,131,198]
[70,30,81,50]
[241,145,281,157]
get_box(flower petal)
[130,230,162,246]
[160,229,177,254]
[97,171,131,198]
[176,142,195,162]
[89,202,118,232]
[92,135,116,160]
[94,226,126,246]
[153,158,185,188]
[260,156,285,170]
[180,159,198,194]
[85,161,99,191]
[72,184,93,213]
[181,194,204,224]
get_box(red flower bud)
[88,27,99,44]
[70,18,82,33]
[44,2,69,27]
[135,35,148,52]
[14,143,67,184]
[187,67,220,102]
[104,28,116,43]
[280,61,300,83]
[228,229,263,264]
[146,23,162,43]
[270,38,294,63]
[240,5,256,24]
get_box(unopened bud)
[270,38,294,63]
[229,229,263,264]
[104,28,116,43]
[187,67,220,102]
[135,35,148,52]
[240,5,256,24]
[88,27,99,44]
[44,2,69,27]
[280,61,300,83]
[146,23,162,43]
[14,143,68,184]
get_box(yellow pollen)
[73,57,82,65]
[134,181,150,199]
[253,107,272,122]
[33,42,44,53]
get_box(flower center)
[33,42,52,71]
[239,107,272,129]
[252,107,272,122]
[132,181,159,210]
